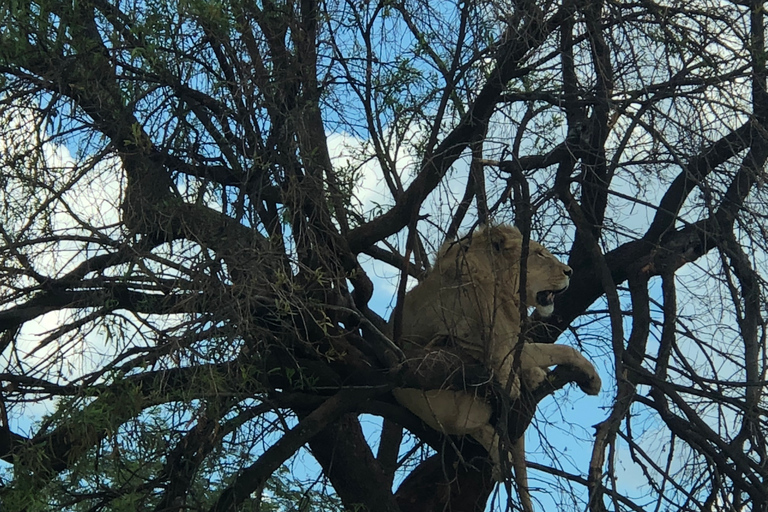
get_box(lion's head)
[437,224,572,317]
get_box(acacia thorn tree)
[0,0,766,511]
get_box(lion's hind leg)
[511,437,534,512]
[471,427,533,512]
[392,388,492,434]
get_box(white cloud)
[326,131,411,220]
[0,105,130,427]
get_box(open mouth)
[536,286,568,307]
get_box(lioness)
[393,224,601,512]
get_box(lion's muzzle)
[535,285,568,308]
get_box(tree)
[0,0,766,510]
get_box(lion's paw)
[577,365,602,395]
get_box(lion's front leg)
[489,341,522,401]
[518,343,602,395]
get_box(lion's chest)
[401,275,523,367]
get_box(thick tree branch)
[0,287,205,334]
[308,414,402,512]
[644,122,752,242]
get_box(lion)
[393,224,601,512]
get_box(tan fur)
[394,225,601,512]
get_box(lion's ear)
[487,226,511,252]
